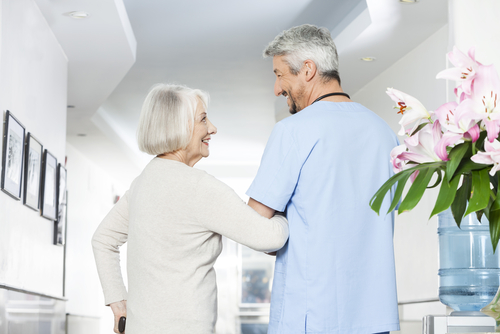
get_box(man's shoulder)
[280,102,388,126]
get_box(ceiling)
[36,0,448,186]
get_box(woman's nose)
[207,119,217,135]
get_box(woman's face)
[185,103,217,164]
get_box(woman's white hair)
[263,24,341,84]
[137,83,209,155]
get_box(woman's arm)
[110,300,127,333]
[195,174,288,252]
[91,191,130,306]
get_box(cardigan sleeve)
[92,190,130,305]
[194,173,289,252]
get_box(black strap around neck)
[312,92,350,104]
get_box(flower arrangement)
[370,46,500,250]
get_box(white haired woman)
[92,84,288,334]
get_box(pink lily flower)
[391,123,442,182]
[433,101,480,160]
[436,46,480,97]
[387,88,432,136]
[471,139,500,176]
[435,101,479,139]
[456,64,500,142]
[391,144,408,173]
[399,123,442,164]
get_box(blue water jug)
[438,209,500,312]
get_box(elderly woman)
[92,84,288,334]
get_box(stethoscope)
[311,92,350,104]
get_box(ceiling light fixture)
[360,57,376,62]
[399,0,419,3]
[64,11,90,19]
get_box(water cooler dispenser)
[423,209,500,333]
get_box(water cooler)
[423,313,495,333]
[423,210,500,334]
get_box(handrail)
[0,284,67,301]
[398,298,440,305]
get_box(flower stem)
[472,141,477,155]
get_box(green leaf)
[451,174,472,228]
[410,122,430,136]
[398,167,437,214]
[427,169,443,189]
[446,142,470,182]
[455,159,490,176]
[489,210,500,253]
[490,173,499,194]
[464,169,491,216]
[490,173,500,212]
[387,172,412,214]
[484,193,495,219]
[476,210,484,222]
[476,130,488,151]
[369,162,445,215]
[491,187,500,212]
[370,168,414,215]
[430,174,460,219]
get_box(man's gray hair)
[137,83,209,155]
[263,24,340,84]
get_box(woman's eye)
[202,117,207,123]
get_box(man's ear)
[303,60,317,82]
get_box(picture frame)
[54,164,67,246]
[40,150,57,220]
[54,190,67,246]
[57,163,67,214]
[23,133,43,210]
[1,110,26,200]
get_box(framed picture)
[54,190,67,246]
[57,164,67,214]
[1,110,25,200]
[41,150,57,220]
[54,164,67,245]
[23,133,43,210]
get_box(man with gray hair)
[247,24,400,334]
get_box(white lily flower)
[386,88,432,136]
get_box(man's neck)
[305,81,350,106]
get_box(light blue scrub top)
[247,102,400,334]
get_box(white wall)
[450,0,500,70]
[352,25,449,304]
[0,0,67,297]
[65,142,128,333]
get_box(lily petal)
[471,64,500,104]
[435,132,463,161]
[465,124,480,142]
[436,68,464,81]
[485,119,500,142]
[471,152,494,165]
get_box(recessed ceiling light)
[64,11,90,19]
[360,57,376,62]
[399,0,419,3]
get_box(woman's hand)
[110,300,127,333]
